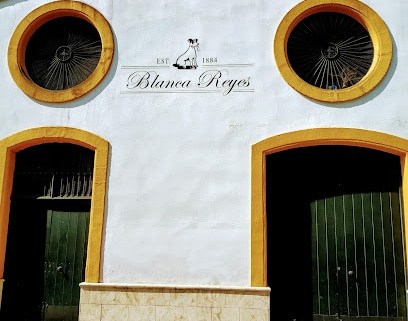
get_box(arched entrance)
[1,143,94,320]
[0,127,109,320]
[251,129,408,321]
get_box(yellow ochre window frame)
[8,1,114,103]
[274,0,392,102]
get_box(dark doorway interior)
[0,143,93,321]
[266,145,406,321]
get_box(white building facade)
[0,0,407,320]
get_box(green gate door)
[0,201,90,321]
[42,206,90,321]
[267,145,407,321]
[311,189,406,321]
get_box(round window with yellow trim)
[8,1,114,103]
[274,0,392,102]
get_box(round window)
[287,12,373,90]
[25,17,102,91]
[8,2,114,103]
[274,0,392,102]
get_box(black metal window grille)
[25,17,102,91]
[287,12,374,90]
[12,143,95,199]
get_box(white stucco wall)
[1,0,407,286]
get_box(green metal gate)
[266,145,407,321]
[311,190,406,321]
[42,208,90,321]
[0,201,90,321]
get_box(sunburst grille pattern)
[287,12,374,90]
[25,17,102,91]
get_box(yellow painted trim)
[274,0,392,102]
[251,128,408,286]
[0,127,109,283]
[8,1,114,103]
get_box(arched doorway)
[251,129,408,321]
[266,145,406,321]
[0,127,109,320]
[0,143,94,321]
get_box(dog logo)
[173,39,199,69]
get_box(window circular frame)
[274,0,392,103]
[8,1,114,103]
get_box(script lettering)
[127,71,192,89]
[198,70,251,95]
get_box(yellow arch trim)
[0,127,109,282]
[274,0,392,102]
[251,128,408,286]
[8,1,114,103]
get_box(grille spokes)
[25,17,102,91]
[287,12,374,89]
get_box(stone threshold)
[80,282,270,294]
